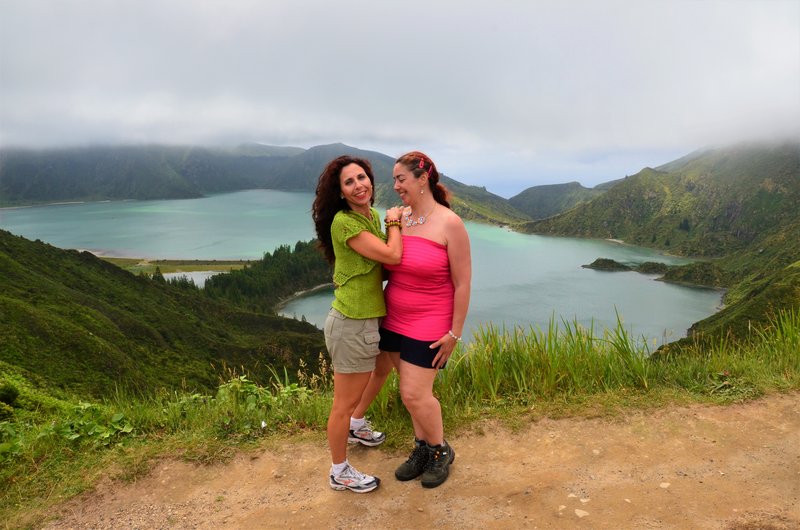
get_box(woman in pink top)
[379,151,472,489]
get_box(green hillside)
[681,260,800,344]
[0,230,325,397]
[516,142,800,342]
[517,142,800,258]
[509,181,603,220]
[439,178,531,224]
[2,143,799,527]
[0,143,528,224]
[203,240,332,314]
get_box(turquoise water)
[0,190,316,259]
[1,190,722,345]
[282,224,721,345]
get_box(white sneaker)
[348,420,386,447]
[329,463,381,493]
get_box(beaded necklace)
[403,205,435,227]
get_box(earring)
[420,188,424,195]
[340,194,344,199]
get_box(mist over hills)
[509,182,603,220]
[2,140,798,348]
[0,143,530,224]
[517,142,799,259]
[515,141,800,343]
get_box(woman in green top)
[312,155,403,493]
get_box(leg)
[393,359,450,483]
[385,351,423,436]
[351,350,394,419]
[397,360,443,445]
[328,371,372,464]
[396,361,455,488]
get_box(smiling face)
[392,162,426,205]
[339,162,373,214]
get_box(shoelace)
[410,445,427,464]
[341,464,368,481]
[429,447,449,468]
[358,421,384,438]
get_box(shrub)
[0,382,20,406]
[0,403,13,421]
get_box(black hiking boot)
[420,441,455,488]
[395,439,429,481]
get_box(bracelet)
[384,219,402,229]
[448,330,462,342]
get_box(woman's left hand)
[430,333,458,369]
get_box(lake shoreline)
[97,255,251,274]
[3,190,723,344]
[275,283,334,312]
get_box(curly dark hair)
[395,151,450,208]
[312,155,376,264]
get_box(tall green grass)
[2,310,798,528]
[434,309,799,412]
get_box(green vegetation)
[675,260,800,345]
[203,240,332,313]
[0,144,308,205]
[509,181,603,220]
[2,311,797,528]
[440,177,531,225]
[518,143,800,259]
[517,142,800,344]
[0,229,325,397]
[102,242,332,317]
[582,258,633,271]
[101,257,249,276]
[2,140,799,527]
[0,143,527,226]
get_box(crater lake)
[1,190,722,345]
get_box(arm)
[346,207,404,265]
[431,215,472,368]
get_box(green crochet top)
[330,208,387,319]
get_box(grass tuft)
[1,309,798,528]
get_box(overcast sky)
[1,0,798,197]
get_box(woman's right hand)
[385,206,403,222]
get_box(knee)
[400,385,426,409]
[331,394,360,415]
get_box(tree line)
[201,240,332,313]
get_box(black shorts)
[379,327,446,369]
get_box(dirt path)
[41,393,799,529]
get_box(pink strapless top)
[382,236,454,341]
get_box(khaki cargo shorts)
[324,308,381,373]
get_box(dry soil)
[40,392,800,529]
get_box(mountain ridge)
[515,141,800,342]
[3,140,798,344]
[0,143,531,225]
[509,181,603,220]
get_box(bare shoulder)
[440,207,465,227]
[441,208,469,247]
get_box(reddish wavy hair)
[395,151,450,208]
